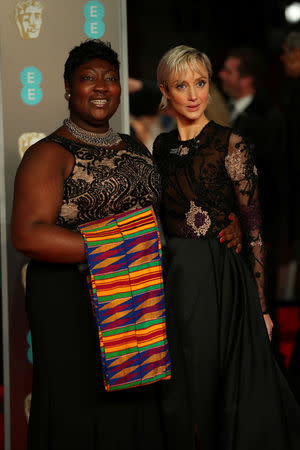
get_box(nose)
[188,85,197,101]
[94,78,108,93]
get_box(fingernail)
[220,237,224,243]
[229,214,233,220]
[219,231,223,237]
[236,248,240,254]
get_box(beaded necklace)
[63,118,121,147]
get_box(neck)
[176,115,209,141]
[69,114,109,134]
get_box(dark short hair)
[64,39,120,85]
[227,47,265,87]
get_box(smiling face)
[162,62,209,125]
[66,58,121,133]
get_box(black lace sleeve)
[225,132,267,312]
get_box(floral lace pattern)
[185,201,211,236]
[153,120,267,311]
[41,133,160,229]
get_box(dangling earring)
[64,91,71,100]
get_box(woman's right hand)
[11,140,86,263]
[263,314,274,341]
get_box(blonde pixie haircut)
[157,45,213,111]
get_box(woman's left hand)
[263,314,274,341]
[219,213,242,253]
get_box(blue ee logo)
[21,66,43,106]
[27,331,33,364]
[84,1,105,38]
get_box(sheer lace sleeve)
[225,133,267,312]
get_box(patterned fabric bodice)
[153,120,266,311]
[41,133,161,230]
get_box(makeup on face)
[67,58,121,133]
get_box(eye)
[105,75,119,82]
[81,75,94,81]
[197,80,206,87]
[176,83,185,90]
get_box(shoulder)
[18,135,73,175]
[206,121,233,150]
[119,133,152,158]
[153,129,177,153]
[208,120,231,136]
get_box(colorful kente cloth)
[78,206,171,391]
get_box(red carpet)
[0,307,298,449]
[276,305,300,367]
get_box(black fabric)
[153,120,300,449]
[26,260,165,450]
[160,238,300,450]
[153,121,266,312]
[41,133,161,230]
[25,131,165,449]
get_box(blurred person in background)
[129,78,168,150]
[280,31,300,263]
[219,46,287,307]
[280,30,300,401]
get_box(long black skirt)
[160,237,300,450]
[26,260,165,450]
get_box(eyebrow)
[171,74,208,84]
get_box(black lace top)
[153,121,266,312]
[42,133,160,229]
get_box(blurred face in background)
[219,56,243,98]
[280,43,300,78]
[162,62,210,125]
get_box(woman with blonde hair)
[153,45,300,449]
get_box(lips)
[187,104,200,111]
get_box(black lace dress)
[153,121,300,450]
[26,133,164,450]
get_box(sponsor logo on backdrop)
[24,393,32,423]
[27,331,33,364]
[20,66,43,105]
[15,0,43,40]
[18,132,46,158]
[84,1,105,38]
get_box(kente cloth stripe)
[78,206,171,391]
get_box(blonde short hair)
[157,45,213,111]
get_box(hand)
[128,78,143,93]
[263,313,273,341]
[219,213,242,254]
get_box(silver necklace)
[63,118,121,147]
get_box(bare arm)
[11,141,86,264]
